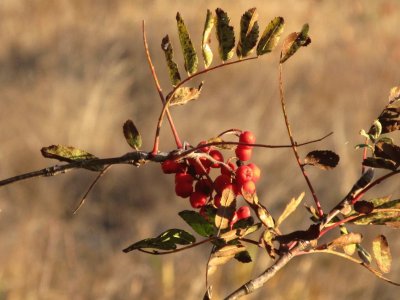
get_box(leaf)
[327,233,363,250]
[340,226,357,256]
[202,9,215,68]
[206,136,235,150]
[370,195,393,207]
[372,235,392,273]
[261,229,276,258]
[257,16,285,56]
[236,7,259,58]
[41,145,102,171]
[167,82,204,107]
[370,119,382,141]
[176,12,198,75]
[215,8,235,61]
[369,88,400,134]
[123,120,142,150]
[388,85,400,103]
[351,210,400,227]
[375,142,400,167]
[208,244,246,275]
[122,228,195,253]
[215,188,236,230]
[280,23,311,63]
[304,150,340,170]
[234,250,252,263]
[179,210,216,237]
[362,157,397,171]
[161,35,181,86]
[276,192,305,228]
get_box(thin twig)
[142,21,182,152]
[278,63,324,218]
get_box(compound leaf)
[257,16,285,55]
[236,7,259,58]
[161,35,181,86]
[215,8,235,61]
[123,120,142,150]
[176,12,198,75]
[202,9,215,68]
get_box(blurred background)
[0,0,399,299]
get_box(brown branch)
[225,241,308,299]
[278,63,324,217]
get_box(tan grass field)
[0,1,400,299]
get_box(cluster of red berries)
[161,130,260,227]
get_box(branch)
[224,241,308,299]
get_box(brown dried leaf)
[327,233,363,250]
[372,235,392,273]
[167,82,204,107]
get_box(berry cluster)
[161,130,260,228]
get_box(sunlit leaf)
[176,12,198,75]
[280,23,311,63]
[215,8,235,61]
[304,150,339,170]
[215,188,236,230]
[388,86,400,103]
[122,228,195,253]
[208,244,246,276]
[276,192,305,228]
[351,210,400,227]
[257,16,285,56]
[370,195,393,207]
[340,226,356,256]
[167,82,204,107]
[327,232,362,250]
[123,120,142,150]
[372,235,392,273]
[41,145,101,171]
[261,229,276,258]
[236,7,259,58]
[179,210,216,237]
[202,9,215,68]
[161,35,181,86]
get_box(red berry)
[235,165,253,185]
[214,194,222,207]
[239,131,256,148]
[175,172,194,185]
[240,180,256,195]
[235,146,252,161]
[247,163,261,182]
[195,179,213,195]
[221,162,236,176]
[190,191,208,208]
[197,141,210,153]
[175,182,193,198]
[213,174,231,194]
[161,160,182,174]
[209,150,224,168]
[236,206,251,219]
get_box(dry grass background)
[0,0,400,299]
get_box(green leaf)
[280,23,311,63]
[123,120,142,150]
[370,195,393,207]
[122,228,195,253]
[176,12,198,75]
[304,150,340,170]
[215,8,235,61]
[236,7,259,58]
[215,188,236,230]
[351,210,400,228]
[161,35,181,86]
[257,16,285,56]
[202,9,215,68]
[179,210,216,237]
[276,192,305,228]
[167,82,204,107]
[372,235,392,273]
[41,145,101,171]
[357,244,372,265]
[362,157,397,171]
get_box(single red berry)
[209,149,224,168]
[235,146,252,161]
[197,141,210,153]
[175,182,193,198]
[213,174,231,194]
[221,162,236,176]
[175,172,194,185]
[161,160,182,174]
[190,191,208,208]
[236,206,251,219]
[247,163,261,182]
[240,180,256,195]
[239,131,256,148]
[214,194,222,208]
[195,179,213,195]
[235,165,254,185]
